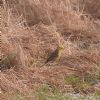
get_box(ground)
[0,0,100,100]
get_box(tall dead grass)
[1,0,98,67]
[0,0,100,99]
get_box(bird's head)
[57,44,64,50]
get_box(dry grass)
[0,0,100,99]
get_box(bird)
[45,44,64,64]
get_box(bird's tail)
[39,62,47,67]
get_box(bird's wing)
[45,50,58,63]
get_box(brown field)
[0,0,100,100]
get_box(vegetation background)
[0,0,100,99]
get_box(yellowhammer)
[45,44,64,64]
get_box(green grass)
[65,74,94,94]
[36,84,70,100]
[64,74,80,85]
[35,84,100,100]
[12,84,100,100]
[65,66,100,91]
